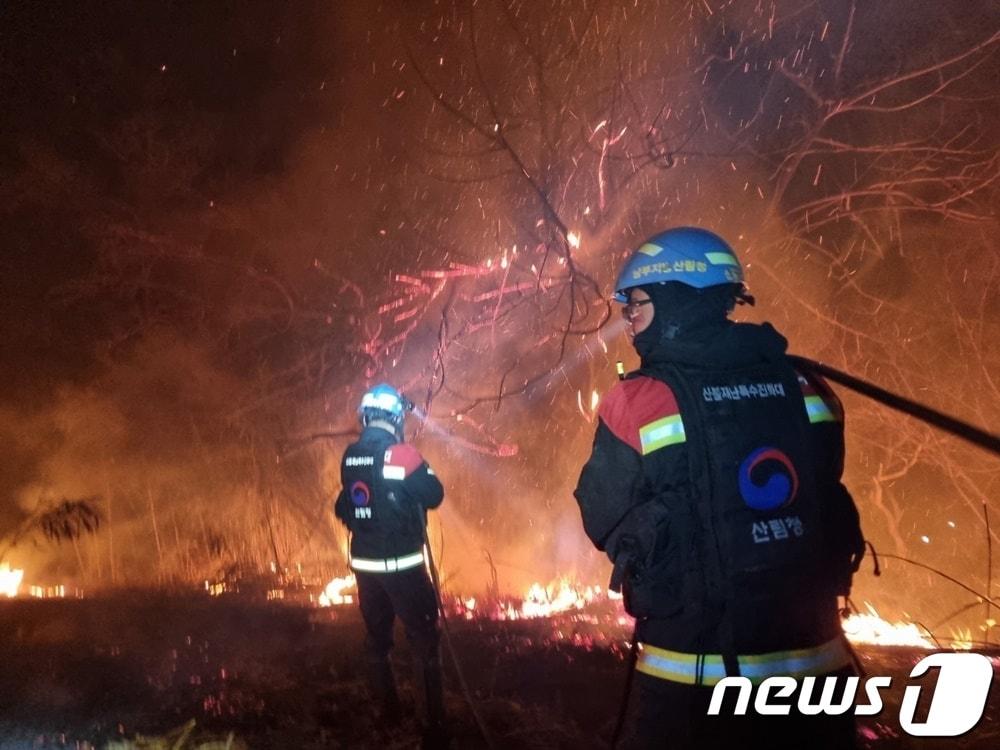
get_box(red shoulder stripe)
[597,376,681,454]
[384,444,424,477]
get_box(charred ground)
[2,594,999,750]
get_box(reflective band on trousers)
[635,636,851,686]
[350,551,425,573]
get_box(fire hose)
[422,524,499,750]
[608,356,1000,748]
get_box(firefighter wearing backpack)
[574,228,865,749]
[334,384,448,748]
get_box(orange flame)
[318,574,356,607]
[504,578,607,620]
[0,564,23,598]
[28,584,66,599]
[315,571,966,655]
[842,602,934,648]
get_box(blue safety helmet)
[613,227,746,302]
[358,383,411,431]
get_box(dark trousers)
[357,566,445,728]
[623,667,858,750]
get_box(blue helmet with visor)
[358,383,412,432]
[614,227,747,302]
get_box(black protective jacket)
[334,426,443,561]
[574,322,864,654]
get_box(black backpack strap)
[641,364,738,681]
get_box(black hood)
[359,423,400,445]
[631,281,778,368]
[639,320,788,369]
[631,282,737,359]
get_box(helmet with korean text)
[614,227,753,306]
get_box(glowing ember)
[454,585,956,655]
[309,570,958,657]
[950,627,975,651]
[318,574,356,606]
[842,603,934,648]
[0,564,24,598]
[205,580,227,596]
[576,389,601,421]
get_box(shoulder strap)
[643,364,739,679]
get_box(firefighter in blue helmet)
[334,384,448,748]
[575,228,865,749]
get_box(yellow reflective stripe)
[804,395,837,424]
[638,242,663,257]
[636,654,713,685]
[705,252,739,266]
[636,637,851,686]
[639,414,686,454]
[737,646,850,680]
[637,644,727,684]
[350,551,425,573]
